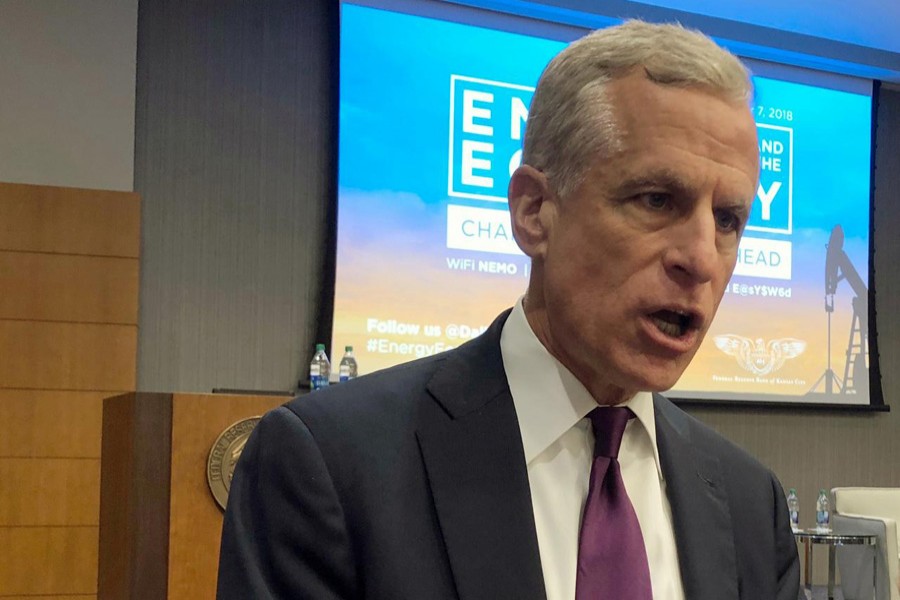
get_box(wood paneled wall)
[0,182,139,599]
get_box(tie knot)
[588,407,634,458]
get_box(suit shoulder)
[655,394,773,477]
[278,351,449,435]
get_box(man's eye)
[715,209,740,233]
[641,193,670,210]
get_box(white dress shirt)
[500,299,686,600]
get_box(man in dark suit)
[218,19,800,600]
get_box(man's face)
[524,71,759,402]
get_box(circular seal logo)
[207,417,261,511]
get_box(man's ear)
[508,165,555,259]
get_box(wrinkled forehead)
[594,75,761,200]
[606,73,759,158]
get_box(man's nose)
[663,210,719,285]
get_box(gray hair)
[522,19,753,199]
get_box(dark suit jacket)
[217,311,800,599]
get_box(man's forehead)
[604,78,757,155]
[584,122,760,209]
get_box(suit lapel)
[654,395,739,600]
[416,311,546,600]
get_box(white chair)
[831,487,900,600]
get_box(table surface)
[794,530,878,545]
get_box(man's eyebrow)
[615,170,693,196]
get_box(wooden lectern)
[97,392,288,599]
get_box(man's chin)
[636,378,681,394]
[572,345,692,399]
[620,362,689,394]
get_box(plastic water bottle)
[309,344,331,390]
[816,489,831,532]
[339,346,358,382]
[787,489,800,532]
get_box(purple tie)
[575,407,653,600]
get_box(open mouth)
[649,309,694,339]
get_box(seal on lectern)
[207,417,261,511]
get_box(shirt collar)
[500,298,663,477]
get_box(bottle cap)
[316,343,325,351]
[789,488,796,493]
[345,345,353,351]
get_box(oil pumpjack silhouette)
[809,225,869,397]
